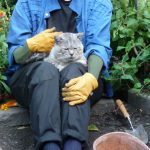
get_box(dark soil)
[89,99,150,150]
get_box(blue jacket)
[7,0,113,75]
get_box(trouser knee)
[60,63,87,87]
[28,61,59,85]
[9,61,59,107]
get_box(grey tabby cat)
[44,32,87,71]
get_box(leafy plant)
[0,3,10,94]
[1,0,17,14]
[109,0,150,94]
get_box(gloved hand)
[62,73,98,106]
[26,27,62,53]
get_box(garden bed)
[89,99,150,149]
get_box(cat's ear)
[76,33,84,40]
[55,35,63,44]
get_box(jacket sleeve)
[7,0,32,67]
[85,0,113,70]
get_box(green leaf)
[113,64,122,70]
[125,41,133,52]
[2,42,8,49]
[143,10,150,19]
[144,79,150,85]
[143,19,150,25]
[120,0,129,10]
[0,34,5,41]
[131,88,140,93]
[131,58,137,65]
[0,81,11,94]
[112,30,119,41]
[0,75,7,80]
[135,37,145,47]
[121,75,134,81]
[127,18,138,30]
[134,82,142,89]
[116,9,125,19]
[122,29,134,37]
[119,34,126,38]
[117,46,125,51]
[122,54,129,62]
[138,1,147,10]
[139,48,150,61]
[123,63,131,69]
[111,21,118,29]
[88,124,99,131]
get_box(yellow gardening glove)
[62,73,98,106]
[26,27,62,53]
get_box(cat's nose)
[69,50,74,56]
[70,53,73,56]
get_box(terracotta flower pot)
[93,132,150,150]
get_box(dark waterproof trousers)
[9,61,103,150]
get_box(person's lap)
[8,61,103,149]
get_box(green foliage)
[0,3,10,94]
[110,0,150,94]
[1,0,17,14]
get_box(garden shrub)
[0,2,10,94]
[1,0,17,13]
[109,0,150,94]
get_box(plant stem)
[133,46,138,56]
[4,0,11,18]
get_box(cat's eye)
[64,48,69,50]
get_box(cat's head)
[53,33,84,63]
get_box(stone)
[0,107,29,126]
[0,107,34,150]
